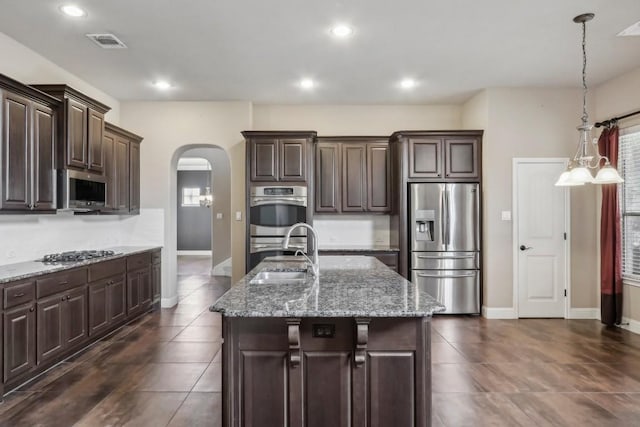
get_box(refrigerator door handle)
[417,254,475,259]
[416,272,476,278]
[441,188,447,248]
[444,186,450,247]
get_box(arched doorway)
[163,144,231,307]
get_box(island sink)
[249,270,307,285]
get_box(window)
[182,187,201,207]
[619,125,640,282]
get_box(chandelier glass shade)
[555,13,623,187]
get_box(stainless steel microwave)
[58,169,107,211]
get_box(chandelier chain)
[581,21,588,125]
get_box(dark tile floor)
[2,256,640,426]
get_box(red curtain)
[598,125,622,326]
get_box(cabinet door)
[129,141,140,213]
[367,352,416,427]
[139,268,152,308]
[304,352,352,427]
[241,351,289,427]
[115,136,130,211]
[88,282,109,336]
[279,139,306,181]
[127,271,141,315]
[103,131,116,210]
[409,138,442,179]
[66,98,88,169]
[315,142,341,213]
[36,294,64,364]
[444,138,479,179]
[367,143,391,212]
[250,139,278,182]
[152,262,161,301]
[87,109,105,173]
[32,103,56,210]
[1,91,30,210]
[108,276,127,324]
[3,304,36,381]
[341,144,367,212]
[64,287,88,348]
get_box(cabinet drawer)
[36,268,87,299]
[151,250,161,265]
[4,280,36,309]
[88,258,126,282]
[127,252,151,271]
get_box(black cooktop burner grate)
[41,250,116,263]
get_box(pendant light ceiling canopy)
[555,13,624,187]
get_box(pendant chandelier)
[555,13,624,187]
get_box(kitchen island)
[211,255,445,427]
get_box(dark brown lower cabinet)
[88,282,109,336]
[3,304,36,382]
[151,252,161,306]
[37,286,88,364]
[127,267,151,316]
[223,317,431,427]
[108,277,126,324]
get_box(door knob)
[519,245,533,251]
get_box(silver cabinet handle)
[417,255,475,259]
[416,272,476,278]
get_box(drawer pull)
[416,272,476,278]
[58,281,69,286]
[13,292,26,298]
[417,255,475,259]
[29,307,34,312]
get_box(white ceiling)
[0,0,639,104]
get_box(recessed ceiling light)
[153,80,172,90]
[400,78,417,89]
[618,20,640,36]
[299,78,315,89]
[60,4,87,17]
[330,25,354,38]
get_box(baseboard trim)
[621,317,640,335]
[177,250,211,256]
[568,308,600,319]
[482,306,517,319]
[161,295,178,308]
[211,257,232,277]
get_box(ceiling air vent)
[86,33,127,49]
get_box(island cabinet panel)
[368,352,415,427]
[303,352,351,427]
[3,303,36,381]
[222,316,432,427]
[240,351,289,427]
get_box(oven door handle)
[250,197,307,207]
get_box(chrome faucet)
[283,223,319,276]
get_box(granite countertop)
[210,255,445,318]
[318,245,400,252]
[0,246,162,284]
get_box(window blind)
[619,127,640,280]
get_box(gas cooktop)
[41,250,117,263]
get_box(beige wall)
[0,32,121,123]
[595,66,640,325]
[120,101,252,303]
[463,88,599,312]
[253,104,462,134]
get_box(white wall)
[462,88,599,313]
[594,66,640,327]
[0,32,121,123]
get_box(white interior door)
[514,159,568,318]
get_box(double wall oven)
[248,186,308,270]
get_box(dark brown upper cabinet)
[243,131,316,183]
[104,122,143,214]
[315,137,391,214]
[31,84,110,174]
[0,75,59,213]
[391,131,482,182]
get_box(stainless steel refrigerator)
[410,183,480,314]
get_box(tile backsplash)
[313,215,390,247]
[0,209,164,266]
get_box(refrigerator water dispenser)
[415,210,435,241]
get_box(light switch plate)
[235,211,242,221]
[501,211,511,221]
[216,213,223,219]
